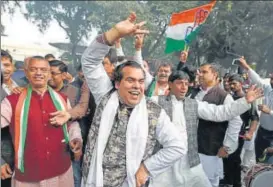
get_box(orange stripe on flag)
[14,88,27,166]
[169,0,216,26]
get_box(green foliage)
[1,0,20,35]
[25,1,96,43]
[22,1,273,73]
[188,1,273,73]
[24,1,99,66]
[89,1,200,60]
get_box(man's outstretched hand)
[135,34,145,50]
[245,85,263,103]
[105,12,149,45]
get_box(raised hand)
[245,85,263,103]
[105,12,149,45]
[179,50,189,63]
[115,12,149,37]
[64,72,74,83]
[135,34,145,50]
[115,38,122,48]
[238,56,251,70]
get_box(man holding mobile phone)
[220,74,259,187]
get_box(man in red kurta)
[1,56,82,187]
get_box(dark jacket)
[1,89,14,168]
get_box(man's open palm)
[114,12,149,38]
[245,85,263,103]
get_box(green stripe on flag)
[165,26,201,54]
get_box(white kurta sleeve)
[197,97,251,122]
[66,99,82,142]
[116,46,125,56]
[248,69,269,89]
[133,49,153,90]
[222,95,243,154]
[144,109,187,178]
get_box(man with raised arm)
[238,57,273,162]
[81,13,187,187]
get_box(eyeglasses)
[51,72,62,76]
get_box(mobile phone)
[232,58,241,65]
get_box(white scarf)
[84,91,149,187]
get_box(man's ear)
[11,63,15,72]
[24,68,30,80]
[61,72,67,80]
[115,81,120,90]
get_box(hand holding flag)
[165,0,217,54]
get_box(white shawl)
[84,91,149,187]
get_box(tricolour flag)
[165,0,216,54]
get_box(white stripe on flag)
[166,22,197,40]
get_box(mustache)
[159,75,168,78]
[33,76,44,79]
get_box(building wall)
[1,36,60,61]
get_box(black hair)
[229,74,244,84]
[117,56,126,63]
[113,61,145,82]
[168,70,190,83]
[44,54,55,60]
[105,48,117,64]
[179,65,197,83]
[49,60,68,73]
[200,63,221,78]
[1,50,13,63]
[223,73,231,79]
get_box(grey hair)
[157,62,173,73]
[24,56,49,70]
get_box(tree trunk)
[71,43,77,68]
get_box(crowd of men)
[1,12,273,187]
